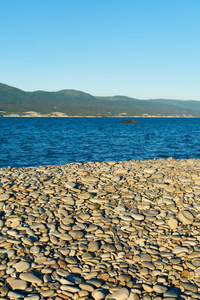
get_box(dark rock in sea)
[120,120,139,123]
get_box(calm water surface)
[1,117,200,168]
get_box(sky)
[0,0,200,100]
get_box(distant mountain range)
[0,82,200,117]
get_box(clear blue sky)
[1,0,200,99]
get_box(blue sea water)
[1,117,200,168]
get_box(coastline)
[1,114,198,118]
[0,110,198,118]
[1,157,200,299]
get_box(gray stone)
[180,282,198,292]
[88,241,100,252]
[79,283,94,292]
[7,291,24,299]
[153,284,168,293]
[92,289,106,300]
[0,193,10,201]
[7,278,28,290]
[13,261,30,272]
[60,285,80,292]
[19,272,43,284]
[65,182,76,189]
[178,210,194,224]
[40,290,54,297]
[69,230,84,239]
[24,296,40,300]
[108,288,130,300]
[168,218,178,230]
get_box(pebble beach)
[1,158,200,300]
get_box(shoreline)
[1,115,199,118]
[1,157,200,299]
[0,111,198,118]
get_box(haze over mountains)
[0,82,200,117]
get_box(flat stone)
[61,197,75,205]
[173,246,189,254]
[127,293,139,300]
[60,285,80,292]
[65,256,77,264]
[7,278,28,290]
[153,284,168,293]
[13,261,30,272]
[164,185,176,192]
[86,279,102,288]
[78,192,92,200]
[24,296,40,300]
[181,270,189,278]
[40,290,54,297]
[19,272,43,284]
[143,209,159,216]
[65,182,76,189]
[180,282,198,292]
[178,210,194,225]
[142,283,153,292]
[131,213,144,221]
[108,288,130,300]
[140,254,152,262]
[0,193,10,201]
[140,268,148,275]
[0,286,8,297]
[168,218,178,230]
[30,246,40,254]
[79,283,94,292]
[69,230,84,239]
[195,266,200,275]
[142,262,155,270]
[57,269,69,277]
[7,291,24,299]
[144,168,155,174]
[164,289,179,298]
[88,241,100,252]
[92,289,106,300]
[188,251,200,259]
[79,213,90,220]
[0,264,7,270]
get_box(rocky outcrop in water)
[120,120,139,123]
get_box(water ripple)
[1,117,200,168]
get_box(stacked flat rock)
[1,158,200,299]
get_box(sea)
[1,117,200,168]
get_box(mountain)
[0,82,200,116]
